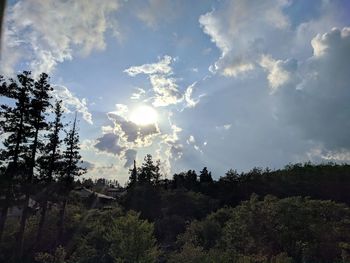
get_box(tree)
[128,160,138,187]
[0,72,33,241]
[16,72,53,258]
[199,167,213,184]
[36,101,64,245]
[56,115,85,244]
[138,154,161,185]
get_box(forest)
[1,72,350,262]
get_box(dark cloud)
[276,27,350,150]
[94,133,125,155]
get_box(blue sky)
[1,0,350,184]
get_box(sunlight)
[130,105,158,126]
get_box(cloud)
[124,55,173,76]
[149,75,183,107]
[275,27,350,151]
[94,104,160,166]
[260,55,299,93]
[107,109,160,146]
[130,88,146,100]
[1,0,120,75]
[84,163,122,181]
[124,56,183,107]
[199,0,291,77]
[136,0,178,29]
[157,123,183,176]
[184,82,203,108]
[80,160,95,170]
[52,85,93,124]
[186,135,195,144]
[123,149,137,168]
[95,133,125,155]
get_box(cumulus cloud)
[156,123,183,176]
[1,0,120,75]
[199,0,290,77]
[52,85,93,124]
[124,56,183,107]
[94,104,160,166]
[85,163,121,181]
[260,55,299,93]
[275,27,350,152]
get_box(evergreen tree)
[57,115,85,243]
[36,100,64,245]
[184,170,198,190]
[16,73,53,258]
[138,154,161,185]
[128,160,138,187]
[0,72,33,241]
[199,167,213,184]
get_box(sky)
[1,0,350,184]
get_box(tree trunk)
[0,205,9,241]
[1,113,24,242]
[15,123,39,259]
[36,199,48,246]
[15,193,30,260]
[57,199,67,245]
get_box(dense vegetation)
[1,72,350,262]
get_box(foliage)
[175,195,350,263]
[70,209,159,263]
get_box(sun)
[130,105,158,126]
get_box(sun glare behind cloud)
[130,105,158,126]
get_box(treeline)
[121,155,350,262]
[0,71,85,261]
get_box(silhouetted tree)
[16,73,53,259]
[57,116,85,243]
[128,160,138,187]
[138,154,161,185]
[0,72,33,241]
[35,100,64,245]
[199,167,213,184]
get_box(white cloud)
[311,27,350,57]
[184,82,204,108]
[260,55,298,93]
[124,55,183,107]
[124,55,173,76]
[1,0,120,75]
[199,0,291,77]
[130,88,146,100]
[52,85,93,124]
[186,135,195,144]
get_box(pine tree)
[128,160,138,187]
[16,72,53,259]
[35,101,64,245]
[0,72,33,241]
[138,154,161,185]
[199,167,213,183]
[57,115,85,243]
